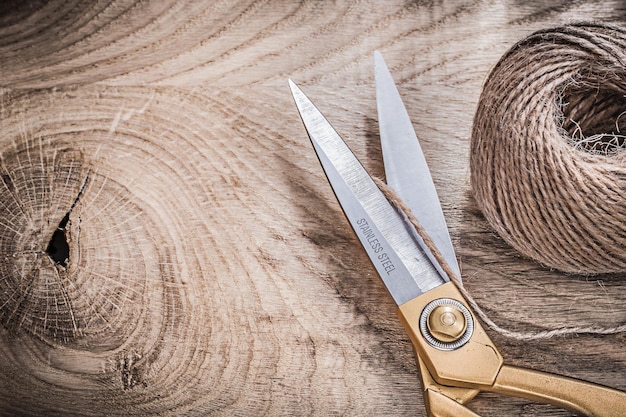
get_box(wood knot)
[0,139,148,347]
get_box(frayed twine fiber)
[471,23,626,275]
[373,177,626,340]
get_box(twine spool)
[470,23,626,274]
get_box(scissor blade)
[374,52,460,279]
[289,80,444,305]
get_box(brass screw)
[427,304,467,343]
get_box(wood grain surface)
[0,1,624,416]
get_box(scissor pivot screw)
[427,305,467,343]
[420,298,474,350]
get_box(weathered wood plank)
[0,1,624,415]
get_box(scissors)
[289,52,626,417]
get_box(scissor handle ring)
[419,298,474,351]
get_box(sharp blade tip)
[288,80,310,112]
[374,52,381,71]
[288,78,300,94]
[375,53,391,77]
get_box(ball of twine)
[471,23,626,275]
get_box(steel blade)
[374,52,460,280]
[289,79,444,305]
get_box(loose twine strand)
[373,177,626,340]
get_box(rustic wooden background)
[0,1,624,416]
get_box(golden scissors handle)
[416,355,481,417]
[400,283,626,417]
[490,365,625,417]
[419,358,626,417]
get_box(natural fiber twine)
[470,23,626,275]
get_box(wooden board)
[0,1,624,415]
